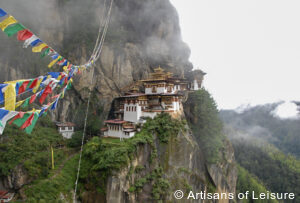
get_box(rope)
[73,0,113,201]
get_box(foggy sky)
[170,0,300,113]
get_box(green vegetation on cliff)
[79,113,185,200]
[0,116,65,179]
[184,89,226,164]
[237,165,279,203]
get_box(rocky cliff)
[0,0,237,202]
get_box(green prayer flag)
[41,48,50,58]
[67,82,72,90]
[27,79,34,89]
[57,56,63,62]
[13,112,31,127]
[24,112,39,134]
[21,97,30,108]
[4,23,26,37]
[0,121,3,127]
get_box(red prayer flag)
[29,78,38,89]
[39,82,53,104]
[18,81,30,94]
[29,93,37,104]
[9,112,25,125]
[17,29,33,41]
[20,113,35,130]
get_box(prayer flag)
[51,53,59,59]
[29,93,37,104]
[0,84,8,105]
[0,110,18,134]
[3,23,25,37]
[32,77,43,93]
[30,39,42,47]
[20,112,35,130]
[4,83,16,111]
[32,43,47,52]
[9,111,25,125]
[0,15,17,31]
[23,35,38,48]
[48,58,59,68]
[17,29,33,41]
[41,48,50,58]
[29,78,38,89]
[0,8,7,17]
[24,112,39,134]
[18,80,29,94]
[21,97,30,108]
[15,100,25,108]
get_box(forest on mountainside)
[220,104,300,202]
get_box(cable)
[73,0,113,202]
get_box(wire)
[73,0,113,202]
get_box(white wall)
[61,132,74,139]
[142,111,158,119]
[124,103,142,123]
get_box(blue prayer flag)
[0,84,8,105]
[0,8,7,17]
[30,39,42,47]
[0,109,9,120]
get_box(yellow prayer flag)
[63,66,68,72]
[48,58,59,68]
[32,43,47,53]
[32,78,43,93]
[4,83,16,111]
[57,75,62,80]
[0,15,18,31]
[15,100,25,108]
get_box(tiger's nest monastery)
[101,67,205,139]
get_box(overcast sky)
[170,0,300,114]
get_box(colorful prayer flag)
[0,15,17,31]
[0,110,18,134]
[41,48,50,58]
[3,23,25,37]
[0,8,7,17]
[29,93,37,104]
[32,43,48,52]
[48,58,59,68]
[17,29,33,41]
[23,35,38,48]
[24,112,39,134]
[4,83,16,111]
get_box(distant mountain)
[220,103,300,202]
[220,103,300,158]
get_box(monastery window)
[61,127,65,131]
[152,86,157,93]
[134,106,137,111]
[126,106,128,111]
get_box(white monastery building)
[56,122,75,139]
[101,67,205,139]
